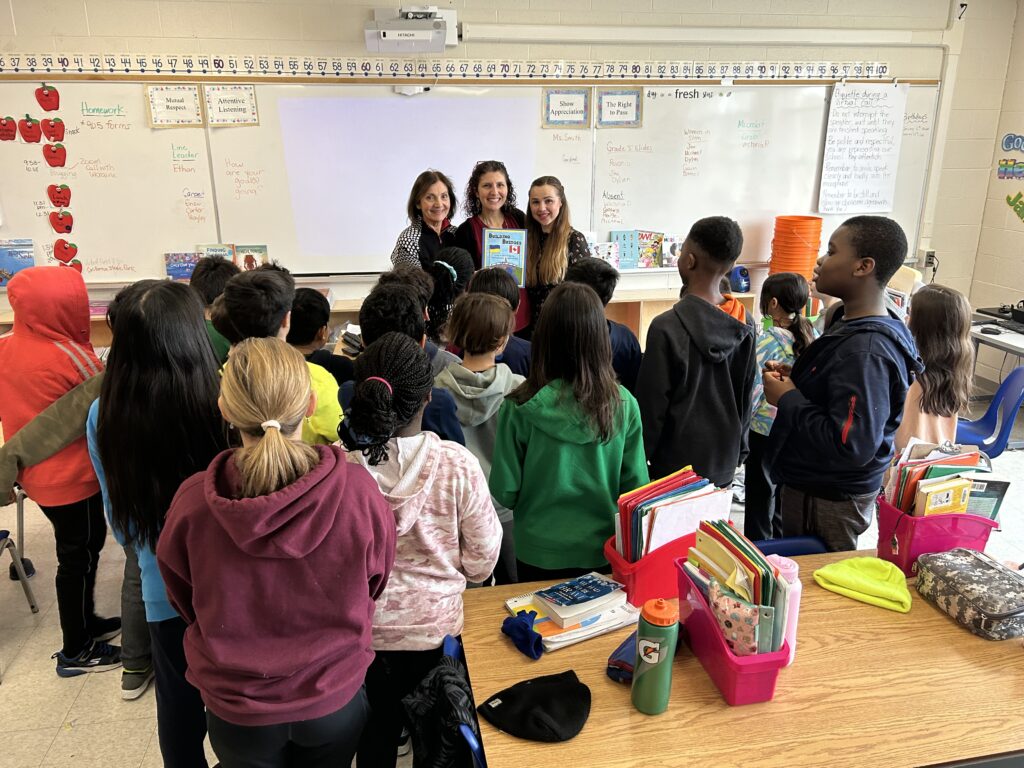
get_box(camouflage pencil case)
[916,548,1024,641]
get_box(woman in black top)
[454,160,526,270]
[522,175,591,339]
[391,170,459,269]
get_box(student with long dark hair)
[87,280,227,767]
[489,282,648,581]
[745,273,818,541]
[342,332,500,768]
[158,338,395,768]
[455,160,526,269]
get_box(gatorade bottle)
[631,598,679,715]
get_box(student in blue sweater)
[88,280,227,768]
[763,216,923,552]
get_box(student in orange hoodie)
[0,266,120,675]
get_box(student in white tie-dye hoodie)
[341,331,501,768]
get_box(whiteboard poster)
[597,88,643,128]
[205,85,259,126]
[146,85,203,128]
[818,83,909,214]
[542,88,590,129]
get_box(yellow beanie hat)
[813,557,912,613]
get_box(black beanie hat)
[478,670,591,742]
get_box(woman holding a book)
[454,160,527,270]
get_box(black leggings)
[39,493,107,655]
[149,617,209,768]
[209,687,369,768]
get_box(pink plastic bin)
[876,497,998,577]
[604,533,696,607]
[674,558,789,706]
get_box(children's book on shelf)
[164,251,201,281]
[662,234,685,267]
[533,573,627,628]
[0,239,34,286]
[482,228,527,287]
[235,244,269,272]
[197,243,236,263]
[636,230,664,268]
[610,230,640,270]
[504,588,640,651]
[592,241,620,268]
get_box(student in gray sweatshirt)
[434,292,525,584]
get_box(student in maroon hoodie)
[158,337,395,768]
[0,266,120,675]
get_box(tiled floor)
[2,413,1023,766]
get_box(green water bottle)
[631,598,679,715]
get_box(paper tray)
[675,558,789,706]
[604,532,696,607]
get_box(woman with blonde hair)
[157,337,395,768]
[522,175,591,339]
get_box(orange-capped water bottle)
[630,598,679,715]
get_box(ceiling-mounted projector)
[365,7,456,54]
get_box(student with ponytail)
[158,337,395,768]
[341,332,501,768]
[744,273,818,541]
[423,245,475,344]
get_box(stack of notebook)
[885,438,1003,519]
[684,521,794,657]
[614,466,732,563]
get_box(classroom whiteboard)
[0,80,938,280]
[0,81,218,281]
[592,84,937,262]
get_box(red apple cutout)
[43,143,66,167]
[66,260,83,273]
[0,116,15,141]
[47,184,71,207]
[18,115,41,143]
[35,83,60,111]
[53,239,78,264]
[49,210,73,233]
[41,117,64,142]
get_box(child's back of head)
[687,216,743,272]
[376,267,434,312]
[514,281,621,441]
[359,283,426,346]
[287,288,331,348]
[211,269,295,344]
[759,272,815,358]
[424,246,474,342]
[467,267,520,311]
[341,332,434,466]
[564,256,619,307]
[447,293,514,357]
[190,255,240,307]
[908,284,973,417]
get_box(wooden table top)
[461,551,1024,768]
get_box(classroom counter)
[461,550,1024,768]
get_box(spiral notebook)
[504,588,639,651]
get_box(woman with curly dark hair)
[454,160,527,269]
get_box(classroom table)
[461,551,1024,768]
[972,322,1024,365]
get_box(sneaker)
[397,727,411,757]
[53,640,122,678]
[121,667,155,700]
[88,616,122,643]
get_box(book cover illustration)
[482,229,527,287]
[0,239,35,286]
[593,241,620,268]
[197,243,236,263]
[637,230,664,268]
[164,252,201,281]
[662,234,686,267]
[235,244,269,272]
[610,230,640,270]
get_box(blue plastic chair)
[956,365,1024,459]
[752,536,828,557]
[442,635,487,768]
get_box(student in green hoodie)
[489,282,649,582]
[435,292,525,584]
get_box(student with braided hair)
[157,337,395,768]
[342,332,501,768]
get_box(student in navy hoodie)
[763,216,923,552]
[157,337,395,768]
[467,267,531,377]
[564,257,642,393]
[341,282,466,445]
